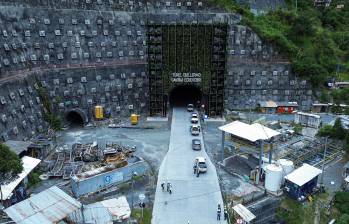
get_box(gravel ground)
[202,121,262,198]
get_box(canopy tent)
[1,156,41,200]
[218,121,280,143]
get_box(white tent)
[218,121,280,143]
[1,156,41,200]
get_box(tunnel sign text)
[171,73,202,83]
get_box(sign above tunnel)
[171,73,202,83]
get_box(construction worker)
[217,204,221,220]
[224,206,228,220]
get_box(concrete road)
[152,107,227,224]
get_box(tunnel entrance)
[169,85,202,107]
[147,23,227,117]
[65,111,84,127]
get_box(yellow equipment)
[130,114,139,125]
[95,106,104,119]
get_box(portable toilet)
[95,106,104,119]
[130,114,139,125]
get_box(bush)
[337,214,349,224]
[27,171,42,188]
[318,125,335,137]
[334,192,349,214]
[317,119,346,140]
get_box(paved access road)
[152,107,227,224]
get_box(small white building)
[294,112,321,128]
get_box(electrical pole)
[320,137,328,191]
[295,0,298,13]
[221,131,225,162]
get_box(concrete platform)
[152,107,227,224]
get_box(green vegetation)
[318,118,345,139]
[27,171,42,188]
[37,85,62,131]
[293,123,303,134]
[334,192,349,224]
[318,118,349,155]
[131,208,152,224]
[276,193,332,224]
[0,144,23,199]
[211,0,349,86]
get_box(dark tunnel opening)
[65,111,84,127]
[169,85,202,107]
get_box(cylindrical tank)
[278,159,294,176]
[265,164,283,192]
[130,114,139,125]
[95,106,104,119]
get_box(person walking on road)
[217,204,221,220]
[224,206,228,220]
[167,182,172,194]
[161,182,165,191]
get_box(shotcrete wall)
[0,4,314,140]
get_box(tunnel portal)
[148,24,227,117]
[65,110,85,127]
[169,85,202,107]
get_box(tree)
[0,144,23,201]
[333,118,346,140]
[337,214,349,224]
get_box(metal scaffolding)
[147,23,227,116]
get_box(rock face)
[0,2,313,139]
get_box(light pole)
[131,171,138,212]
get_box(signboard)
[103,172,123,184]
[171,73,201,83]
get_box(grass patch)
[131,208,152,224]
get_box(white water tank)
[265,164,283,192]
[278,159,294,176]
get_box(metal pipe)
[320,137,328,189]
[269,142,273,164]
[259,140,264,177]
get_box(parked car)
[191,113,199,123]
[192,139,201,150]
[193,157,207,177]
[190,125,201,136]
[187,104,194,112]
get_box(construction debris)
[46,142,136,180]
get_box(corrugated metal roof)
[258,100,277,108]
[4,186,81,224]
[277,101,299,107]
[233,204,256,222]
[4,140,31,155]
[69,196,130,224]
[1,156,41,200]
